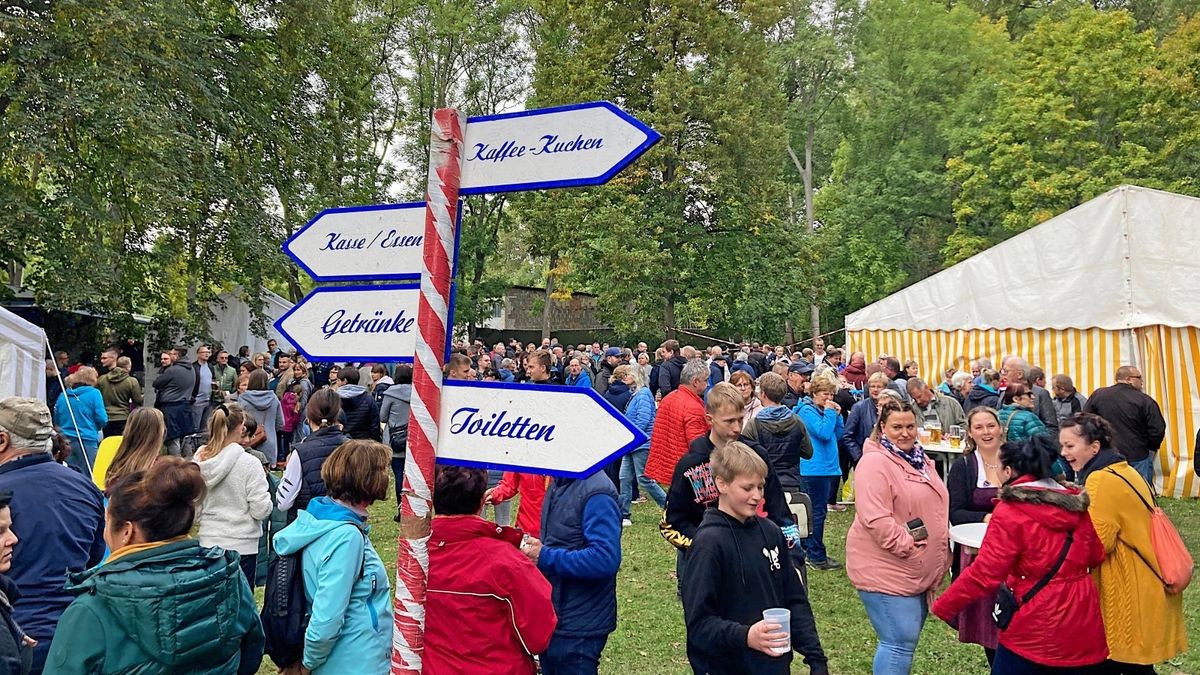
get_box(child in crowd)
[682,441,828,674]
[661,383,799,588]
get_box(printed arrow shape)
[436,379,648,478]
[461,101,661,194]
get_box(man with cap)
[781,361,815,410]
[593,347,622,396]
[0,397,105,673]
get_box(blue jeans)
[541,633,608,675]
[801,475,836,563]
[857,591,928,675]
[1129,454,1156,490]
[65,437,98,474]
[619,448,666,517]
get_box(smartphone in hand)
[906,517,928,542]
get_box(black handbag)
[992,531,1073,629]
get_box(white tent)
[846,185,1200,496]
[0,306,47,399]
[209,287,295,355]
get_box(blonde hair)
[705,382,743,414]
[711,441,768,482]
[70,366,98,387]
[867,371,890,388]
[809,377,837,397]
[198,404,246,461]
[611,364,632,384]
[105,407,165,489]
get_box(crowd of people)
[0,333,1187,674]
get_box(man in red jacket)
[644,359,711,485]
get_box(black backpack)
[261,525,366,668]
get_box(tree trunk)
[542,253,557,341]
[784,319,795,349]
[802,124,820,344]
[664,293,676,340]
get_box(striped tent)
[845,185,1200,497]
[0,305,46,400]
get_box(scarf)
[878,436,929,474]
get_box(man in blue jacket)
[521,469,621,675]
[0,397,105,674]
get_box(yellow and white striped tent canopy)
[845,185,1200,497]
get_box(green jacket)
[95,369,143,422]
[43,539,264,675]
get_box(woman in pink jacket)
[846,398,950,674]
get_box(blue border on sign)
[435,379,649,479]
[281,201,464,282]
[459,100,662,195]
[274,282,430,363]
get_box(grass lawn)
[260,492,1200,674]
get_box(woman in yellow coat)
[1060,413,1186,673]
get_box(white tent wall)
[0,306,47,399]
[846,185,1200,498]
[208,287,295,356]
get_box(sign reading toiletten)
[436,379,648,478]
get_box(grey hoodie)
[237,389,284,464]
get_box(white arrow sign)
[274,283,449,363]
[281,201,462,282]
[461,101,661,195]
[435,380,648,478]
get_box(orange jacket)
[490,472,551,538]
[645,387,709,485]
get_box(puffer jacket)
[96,368,143,421]
[624,387,656,451]
[425,516,556,675]
[645,387,708,485]
[274,498,392,674]
[933,478,1108,668]
[44,539,264,674]
[997,404,1047,443]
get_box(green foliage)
[814,0,1013,323]
[947,8,1200,260]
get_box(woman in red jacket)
[425,465,557,675]
[932,435,1108,673]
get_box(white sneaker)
[621,518,633,528]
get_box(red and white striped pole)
[392,108,465,675]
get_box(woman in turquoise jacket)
[52,366,108,473]
[46,457,264,674]
[273,440,392,675]
[795,377,845,571]
[996,382,1047,443]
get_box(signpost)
[282,201,462,282]
[460,101,662,194]
[266,100,658,675]
[436,380,648,478]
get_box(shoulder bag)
[1104,468,1193,593]
[993,531,1072,629]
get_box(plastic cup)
[762,608,791,655]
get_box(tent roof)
[0,305,45,354]
[845,185,1200,332]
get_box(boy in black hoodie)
[682,441,828,675]
[660,383,800,581]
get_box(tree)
[814,0,1013,321]
[945,8,1200,260]
[524,0,792,341]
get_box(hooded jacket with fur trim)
[933,477,1108,668]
